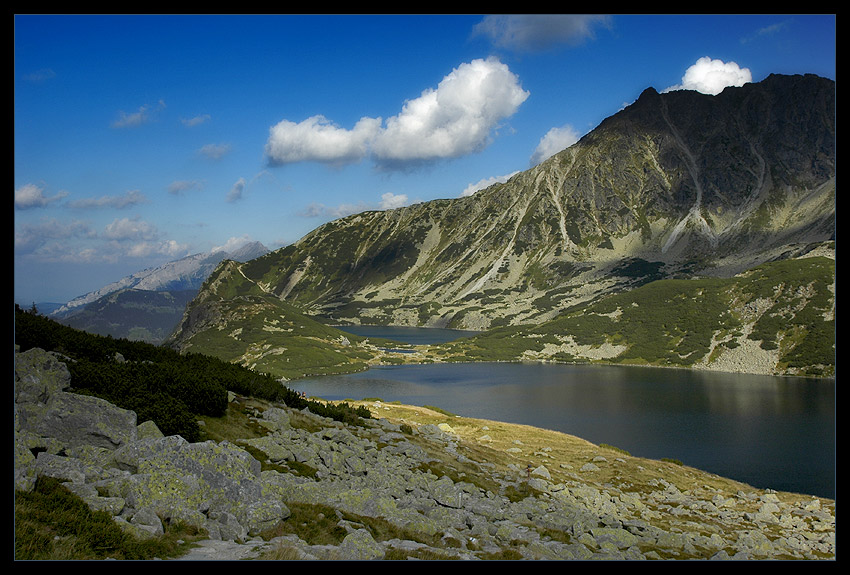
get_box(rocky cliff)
[15,347,835,560]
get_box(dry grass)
[351,400,834,524]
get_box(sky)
[14,14,836,305]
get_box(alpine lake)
[289,326,835,500]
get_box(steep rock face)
[227,74,833,331]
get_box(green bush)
[14,305,370,437]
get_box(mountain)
[167,74,835,378]
[54,289,199,344]
[51,241,269,343]
[52,241,269,317]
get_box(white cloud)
[265,115,381,166]
[666,57,752,95]
[212,235,253,254]
[264,58,529,169]
[122,239,188,259]
[379,192,409,210]
[472,14,611,52]
[103,216,159,241]
[530,125,580,166]
[15,183,67,209]
[372,58,529,167]
[460,172,519,197]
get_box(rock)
[137,420,164,440]
[12,347,836,561]
[338,529,384,560]
[530,464,551,480]
[16,349,138,452]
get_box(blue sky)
[14,14,836,305]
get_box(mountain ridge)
[167,73,835,378]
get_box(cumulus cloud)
[371,58,529,167]
[14,183,68,209]
[103,216,159,241]
[264,58,529,170]
[101,217,187,260]
[379,192,410,210]
[530,125,580,166]
[666,57,752,95]
[265,115,382,167]
[460,172,519,197]
[472,14,611,52]
[66,189,147,210]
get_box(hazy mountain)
[50,241,269,343]
[51,241,269,318]
[55,289,199,344]
[167,74,834,378]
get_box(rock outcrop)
[15,347,835,560]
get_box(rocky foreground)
[15,347,835,560]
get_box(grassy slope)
[432,255,835,377]
[176,253,834,381]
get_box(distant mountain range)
[48,241,268,343]
[164,73,834,379]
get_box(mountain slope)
[236,74,834,330]
[434,251,835,377]
[165,260,402,380]
[169,74,835,377]
[56,289,198,344]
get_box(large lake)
[294,327,835,499]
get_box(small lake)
[296,328,835,499]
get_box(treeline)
[14,304,370,441]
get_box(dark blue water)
[295,330,835,499]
